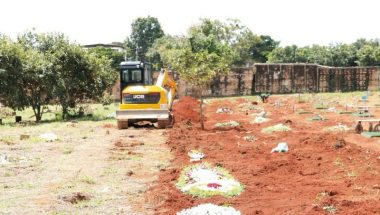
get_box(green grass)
[261,124,291,133]
[0,103,118,125]
[62,146,74,154]
[0,135,17,143]
[79,175,96,185]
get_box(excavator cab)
[116,61,176,129]
[119,61,153,102]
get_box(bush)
[101,94,114,106]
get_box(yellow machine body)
[116,61,176,129]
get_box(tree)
[47,39,116,119]
[268,39,380,67]
[2,31,117,121]
[0,34,54,122]
[125,16,164,62]
[88,46,125,71]
[233,32,279,66]
[0,36,27,113]
[356,45,380,66]
[21,49,53,121]
[268,45,298,63]
[153,19,234,129]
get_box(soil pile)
[172,96,201,124]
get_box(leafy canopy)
[125,16,164,62]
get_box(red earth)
[147,96,380,215]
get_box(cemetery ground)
[0,104,171,214]
[2,92,380,214]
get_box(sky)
[1,0,379,47]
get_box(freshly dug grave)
[147,96,380,215]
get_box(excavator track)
[117,120,129,129]
[157,114,174,129]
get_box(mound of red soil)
[148,95,380,214]
[172,96,201,123]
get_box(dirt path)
[0,121,171,214]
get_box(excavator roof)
[120,61,150,68]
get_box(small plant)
[261,123,291,134]
[130,155,142,161]
[259,93,270,103]
[79,175,95,184]
[215,120,240,128]
[332,139,346,149]
[314,191,329,204]
[243,135,256,142]
[75,198,103,208]
[103,167,118,175]
[333,157,344,167]
[62,147,74,155]
[346,171,358,178]
[323,205,337,214]
[0,136,17,145]
[27,136,43,144]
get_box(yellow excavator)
[116,61,176,129]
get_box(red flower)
[207,183,221,189]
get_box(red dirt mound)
[172,96,201,123]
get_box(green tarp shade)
[361,132,380,138]
[297,111,314,114]
[338,111,353,114]
[307,117,328,121]
[352,113,374,117]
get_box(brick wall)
[112,64,380,101]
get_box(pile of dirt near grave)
[147,96,380,214]
[172,96,202,125]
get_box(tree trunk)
[62,106,68,120]
[36,106,42,122]
[200,95,204,130]
[32,104,42,122]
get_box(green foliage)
[261,123,291,133]
[233,31,279,66]
[101,93,114,106]
[154,19,234,88]
[0,34,53,121]
[0,36,26,111]
[215,120,240,128]
[268,38,380,66]
[87,46,125,71]
[125,16,164,62]
[323,205,337,214]
[0,31,116,121]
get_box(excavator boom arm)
[155,69,177,109]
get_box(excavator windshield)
[121,69,143,83]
